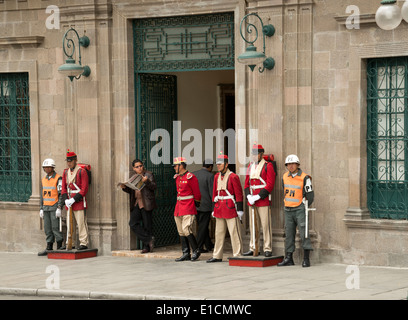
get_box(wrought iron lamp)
[58,28,91,81]
[237,13,275,73]
[375,0,408,30]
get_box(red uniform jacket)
[244,161,276,207]
[174,171,201,217]
[212,171,243,219]
[62,167,89,211]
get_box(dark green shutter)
[0,73,31,202]
[367,58,408,219]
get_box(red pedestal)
[47,248,98,260]
[228,255,284,267]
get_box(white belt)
[177,195,194,201]
[68,182,81,194]
[250,177,266,190]
[217,195,234,201]
[215,190,236,205]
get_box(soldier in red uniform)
[207,153,244,263]
[243,144,276,257]
[173,157,202,261]
[61,150,90,250]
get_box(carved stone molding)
[0,36,44,47]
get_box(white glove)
[237,211,244,220]
[55,208,62,218]
[211,211,215,218]
[39,210,44,219]
[213,196,219,202]
[252,194,261,203]
[246,194,252,201]
[248,195,255,205]
[65,198,75,208]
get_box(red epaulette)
[186,172,193,179]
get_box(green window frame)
[0,73,32,202]
[367,57,408,219]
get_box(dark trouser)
[196,210,213,250]
[43,209,63,243]
[284,205,313,253]
[129,205,153,248]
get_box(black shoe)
[264,251,272,257]
[175,253,191,262]
[206,258,222,263]
[56,241,63,250]
[277,252,295,266]
[302,250,311,267]
[38,243,53,256]
[78,245,88,250]
[148,237,155,253]
[242,250,254,256]
[37,249,48,256]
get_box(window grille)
[133,12,235,73]
[367,57,408,219]
[0,73,31,202]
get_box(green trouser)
[43,207,63,243]
[284,205,313,253]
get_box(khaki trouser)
[248,206,273,252]
[174,215,195,237]
[213,217,243,259]
[67,209,89,247]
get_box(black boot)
[38,242,53,256]
[187,234,201,261]
[302,249,311,268]
[175,237,191,262]
[277,252,295,266]
[57,241,63,250]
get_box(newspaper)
[117,174,145,191]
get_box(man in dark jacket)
[120,159,157,253]
[193,159,215,252]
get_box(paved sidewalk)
[0,251,407,300]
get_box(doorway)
[133,12,235,248]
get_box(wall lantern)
[375,0,408,30]
[58,28,91,81]
[237,13,275,73]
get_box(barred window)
[0,73,31,202]
[367,57,408,219]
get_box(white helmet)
[42,158,56,168]
[285,154,300,165]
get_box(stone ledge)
[344,218,408,231]
[344,207,408,231]
[0,36,44,47]
[334,13,376,27]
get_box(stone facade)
[1,0,408,267]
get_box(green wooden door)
[136,73,178,247]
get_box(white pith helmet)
[42,158,56,168]
[285,154,300,165]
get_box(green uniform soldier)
[278,154,314,267]
[38,158,64,256]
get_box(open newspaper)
[117,174,145,191]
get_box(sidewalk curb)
[0,287,207,300]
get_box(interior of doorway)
[163,70,236,172]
